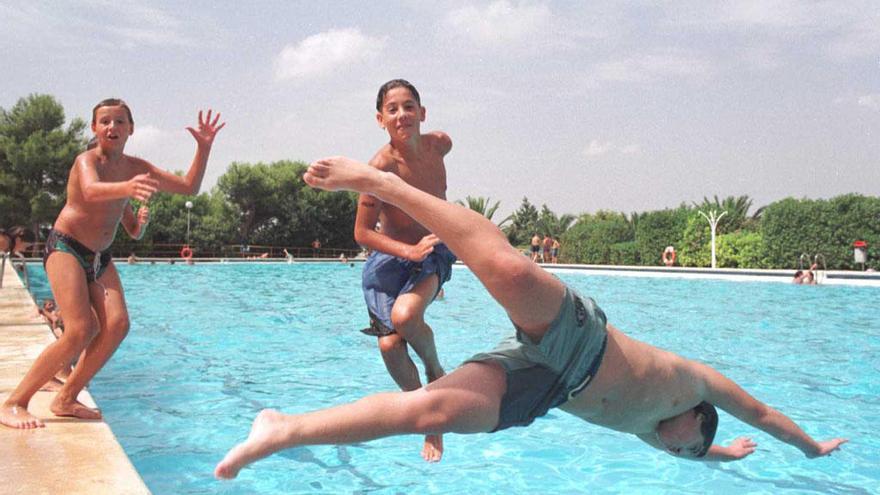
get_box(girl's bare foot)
[0,403,44,429]
[215,409,292,479]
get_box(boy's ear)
[375,112,385,129]
[420,106,426,122]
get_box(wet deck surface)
[0,264,150,494]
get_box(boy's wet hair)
[376,79,421,111]
[694,401,718,457]
[92,98,134,126]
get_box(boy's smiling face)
[376,87,425,141]
[91,105,133,150]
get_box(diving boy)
[0,99,224,429]
[215,156,845,479]
[355,79,456,462]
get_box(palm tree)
[455,196,501,221]
[537,204,577,238]
[694,195,755,232]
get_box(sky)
[2,1,878,219]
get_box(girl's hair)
[376,79,421,111]
[8,226,36,243]
[92,98,134,125]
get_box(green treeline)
[2,94,878,269]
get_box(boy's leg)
[305,158,566,339]
[391,275,444,384]
[0,254,98,428]
[216,361,506,479]
[52,263,129,419]
[389,274,446,461]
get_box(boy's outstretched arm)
[149,109,225,196]
[700,363,848,458]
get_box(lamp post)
[698,209,727,269]
[185,201,193,245]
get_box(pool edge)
[0,266,151,495]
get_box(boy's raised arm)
[150,109,225,196]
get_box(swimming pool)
[26,263,880,494]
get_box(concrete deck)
[0,263,150,494]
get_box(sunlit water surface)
[26,263,879,494]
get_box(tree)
[634,205,690,265]
[501,197,539,245]
[694,195,757,232]
[0,94,86,232]
[562,211,632,264]
[537,204,576,239]
[455,196,501,221]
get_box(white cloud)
[857,94,880,110]
[446,1,552,44]
[274,28,385,81]
[126,125,169,157]
[619,144,642,155]
[584,139,640,158]
[594,52,714,83]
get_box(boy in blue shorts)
[355,79,455,461]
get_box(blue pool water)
[26,263,880,494]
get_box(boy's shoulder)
[425,131,452,154]
[368,145,399,172]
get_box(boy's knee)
[390,305,423,331]
[106,316,130,338]
[488,252,534,291]
[407,393,455,433]
[378,333,406,355]
[62,322,99,348]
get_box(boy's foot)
[0,403,45,429]
[422,434,443,462]
[215,409,290,479]
[50,396,101,420]
[304,157,384,193]
[40,377,65,392]
[422,367,445,462]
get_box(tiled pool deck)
[0,264,150,495]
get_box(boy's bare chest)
[395,159,445,197]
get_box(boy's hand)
[406,234,441,262]
[187,109,226,147]
[136,206,150,227]
[127,173,159,202]
[808,438,848,458]
[724,437,757,460]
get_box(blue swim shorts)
[361,243,457,336]
[465,285,608,432]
